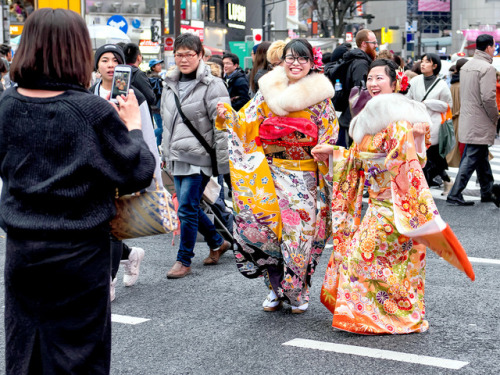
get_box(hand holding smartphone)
[110,65,132,104]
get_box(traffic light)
[151,23,160,43]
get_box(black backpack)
[148,76,163,105]
[324,59,350,112]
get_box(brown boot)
[203,240,231,265]
[166,261,191,279]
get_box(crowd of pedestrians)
[0,7,497,374]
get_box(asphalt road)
[0,146,499,374]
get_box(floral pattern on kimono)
[320,121,474,334]
[217,92,338,306]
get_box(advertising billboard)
[418,0,450,12]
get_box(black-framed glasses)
[284,55,310,65]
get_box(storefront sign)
[10,25,23,35]
[227,3,246,23]
[287,0,298,30]
[139,40,160,54]
[181,25,204,42]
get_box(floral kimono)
[321,94,475,334]
[217,66,338,306]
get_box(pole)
[174,0,181,37]
[168,0,174,35]
[160,8,165,61]
[262,0,266,41]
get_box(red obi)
[257,116,318,147]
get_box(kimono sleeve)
[317,98,339,146]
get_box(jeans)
[174,173,224,266]
[153,113,163,147]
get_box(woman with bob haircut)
[407,53,453,194]
[216,38,338,314]
[314,59,474,334]
[0,8,156,373]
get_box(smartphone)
[110,65,132,103]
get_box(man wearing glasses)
[336,29,378,147]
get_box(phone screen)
[110,69,131,102]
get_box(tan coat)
[458,50,499,145]
[446,81,462,167]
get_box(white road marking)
[468,257,500,265]
[283,338,469,370]
[111,314,150,325]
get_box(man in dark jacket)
[222,52,250,111]
[123,43,157,109]
[337,29,377,147]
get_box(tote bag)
[439,105,456,158]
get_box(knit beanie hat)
[94,44,125,71]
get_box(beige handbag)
[110,176,178,240]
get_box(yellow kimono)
[217,66,338,306]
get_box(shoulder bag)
[173,93,219,176]
[110,175,178,240]
[438,105,456,158]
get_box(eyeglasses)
[284,55,310,65]
[365,41,379,45]
[174,52,198,60]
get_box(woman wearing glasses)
[161,34,231,278]
[216,39,338,314]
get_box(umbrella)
[87,25,131,49]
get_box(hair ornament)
[396,69,409,93]
[312,47,323,70]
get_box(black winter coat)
[225,68,250,111]
[130,65,157,108]
[338,49,373,129]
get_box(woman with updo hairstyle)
[316,58,475,334]
[217,38,338,314]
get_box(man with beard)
[337,29,378,147]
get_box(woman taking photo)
[316,59,474,334]
[0,8,155,373]
[217,39,338,314]
[407,53,453,193]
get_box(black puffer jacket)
[338,49,373,129]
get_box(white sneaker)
[121,247,145,287]
[110,277,117,302]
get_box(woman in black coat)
[0,9,155,374]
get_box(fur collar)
[349,93,432,144]
[258,66,334,116]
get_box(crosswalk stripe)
[111,314,150,325]
[283,339,469,370]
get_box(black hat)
[94,44,125,71]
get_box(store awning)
[421,36,452,47]
[205,45,225,55]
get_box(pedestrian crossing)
[430,142,500,201]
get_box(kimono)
[217,66,338,306]
[321,94,475,334]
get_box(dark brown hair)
[249,41,271,93]
[10,8,93,88]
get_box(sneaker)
[121,247,145,287]
[110,277,117,302]
[262,291,282,312]
[291,303,309,314]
